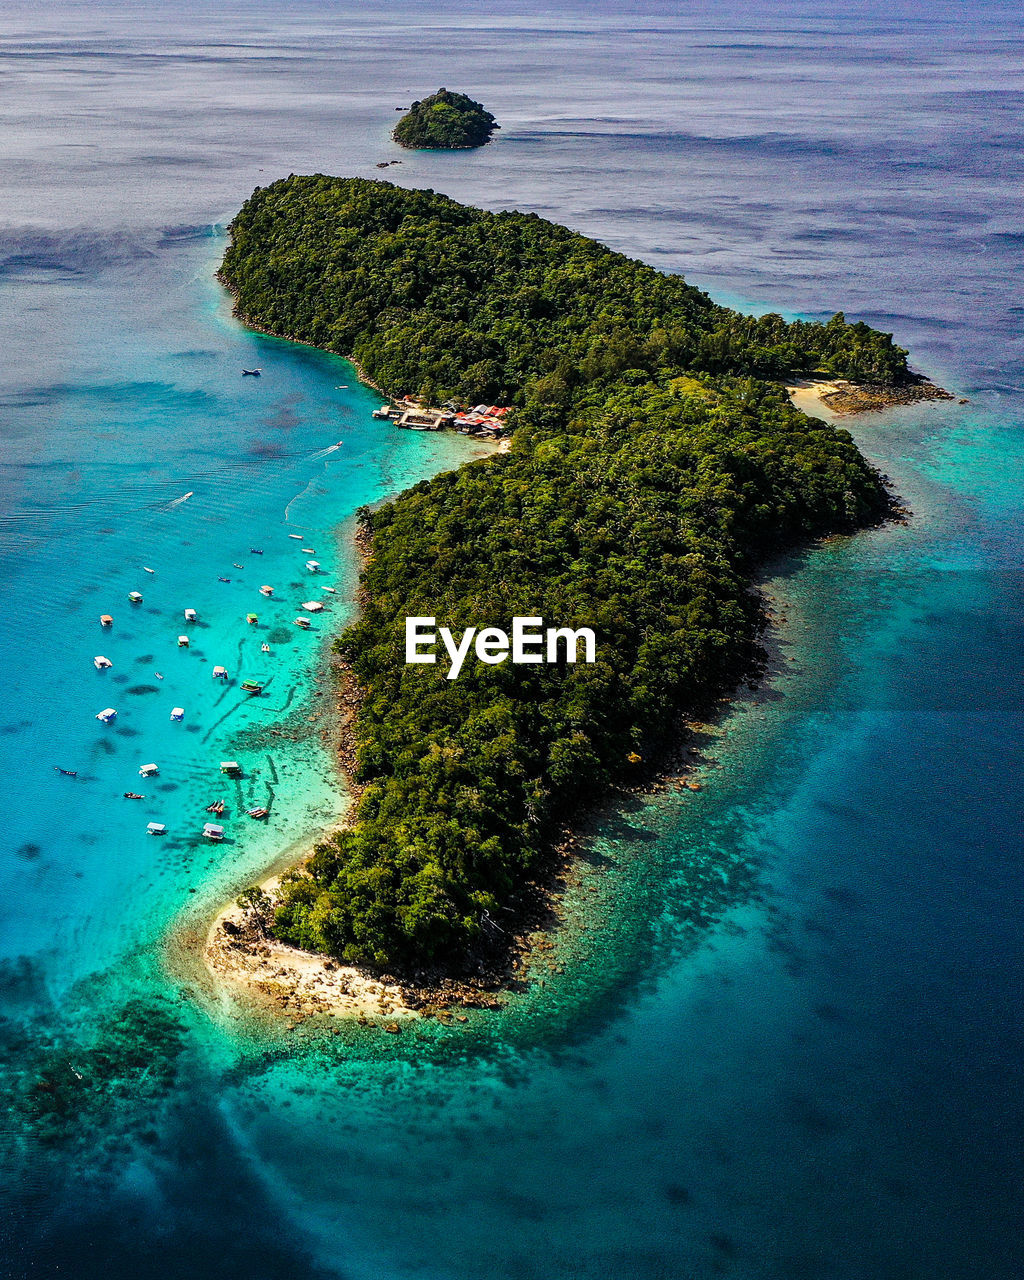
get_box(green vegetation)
[393,88,499,150]
[220,176,898,971]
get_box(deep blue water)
[1,2,1023,1278]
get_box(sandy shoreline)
[786,374,956,417]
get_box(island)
[216,175,931,993]
[392,88,499,150]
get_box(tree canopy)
[393,89,499,150]
[220,176,898,972]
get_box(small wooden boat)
[124,791,145,799]
[294,617,311,629]
[54,767,78,777]
[155,672,163,680]
[301,547,315,554]
[233,563,244,569]
[250,548,263,554]
[261,642,270,653]
[242,369,261,377]
[205,799,225,815]
[247,807,269,820]
[288,533,303,540]
[323,587,337,594]
[218,576,230,583]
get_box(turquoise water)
[3,2,1024,1277]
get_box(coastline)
[184,373,912,1033]
[786,374,956,416]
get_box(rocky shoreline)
[787,375,957,415]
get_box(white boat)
[139,763,159,777]
[301,547,315,554]
[323,587,337,593]
[220,760,241,774]
[289,533,303,539]
[294,617,311,629]
[212,665,228,679]
[177,635,190,647]
[143,567,155,574]
[96,707,117,723]
[202,823,224,840]
[301,601,324,612]
[93,656,112,670]
[259,585,274,597]
[305,560,320,572]
[183,608,198,622]
[147,822,166,835]
[128,591,143,603]
[170,707,184,722]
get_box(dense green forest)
[220,176,897,971]
[393,89,499,150]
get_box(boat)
[220,761,241,774]
[250,548,263,554]
[212,665,228,679]
[301,547,315,554]
[202,823,225,840]
[372,405,391,419]
[183,608,197,622]
[288,533,303,540]
[218,577,231,583]
[241,369,261,377]
[139,763,159,777]
[155,672,163,679]
[54,767,77,777]
[143,566,155,574]
[177,635,190,647]
[147,823,167,836]
[323,587,337,593]
[240,679,262,694]
[124,791,144,799]
[247,807,269,820]
[96,708,117,723]
[246,613,258,625]
[260,643,270,653]
[259,585,273,597]
[93,655,112,670]
[300,601,324,612]
[294,617,311,629]
[305,560,320,572]
[170,707,184,721]
[100,614,113,626]
[205,799,225,815]
[233,563,244,569]
[128,591,143,603]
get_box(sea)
[1,2,1022,1277]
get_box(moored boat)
[202,822,225,840]
[147,822,167,835]
[139,762,159,777]
[212,665,228,679]
[128,591,143,603]
[170,707,184,721]
[246,613,258,625]
[93,655,112,670]
[100,614,113,626]
[247,807,269,819]
[177,634,190,647]
[96,708,117,723]
[240,679,262,694]
[294,616,311,629]
[184,608,198,622]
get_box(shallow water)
[1,2,1023,1278]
